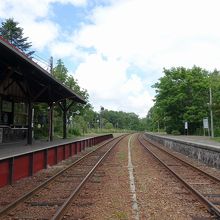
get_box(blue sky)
[1,0,220,117]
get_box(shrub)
[171,130,181,135]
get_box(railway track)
[139,134,220,218]
[0,135,126,220]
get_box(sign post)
[203,118,210,136]
[184,122,188,135]
[0,128,3,143]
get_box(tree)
[52,59,93,136]
[208,69,220,136]
[101,109,144,131]
[52,59,91,114]
[152,66,209,134]
[52,59,68,84]
[0,18,34,56]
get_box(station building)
[0,36,85,145]
[0,36,114,188]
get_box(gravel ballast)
[0,134,219,219]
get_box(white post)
[209,87,214,138]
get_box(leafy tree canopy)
[101,109,144,131]
[0,18,34,56]
[152,66,210,134]
[52,59,92,120]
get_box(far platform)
[145,132,220,169]
[147,132,220,151]
[159,133,220,148]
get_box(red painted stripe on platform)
[74,142,77,154]
[81,141,84,151]
[64,144,70,159]
[33,151,45,173]
[77,142,81,153]
[48,148,56,166]
[71,143,75,155]
[57,146,64,162]
[14,155,30,181]
[0,160,9,187]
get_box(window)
[14,102,27,126]
[2,100,12,112]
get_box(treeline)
[146,66,220,136]
[34,59,147,138]
[100,109,147,131]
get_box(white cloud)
[74,53,128,99]
[74,0,220,70]
[0,0,50,19]
[74,53,153,117]
[0,0,87,18]
[24,20,59,50]
[2,0,220,117]
[69,0,220,117]
[55,0,87,6]
[0,0,87,50]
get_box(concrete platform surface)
[150,133,220,149]
[0,136,92,160]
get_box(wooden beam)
[66,100,75,111]
[16,80,28,97]
[33,86,48,102]
[3,79,15,91]
[58,101,64,111]
[0,66,13,87]
[22,72,33,99]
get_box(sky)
[1,0,220,118]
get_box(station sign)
[203,118,209,129]
[184,122,188,129]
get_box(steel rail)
[138,135,220,218]
[142,135,220,184]
[0,136,120,217]
[52,134,127,220]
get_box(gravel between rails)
[132,133,213,219]
[0,145,99,212]
[1,134,220,219]
[60,133,214,219]
[62,134,133,219]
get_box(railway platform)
[144,132,220,169]
[0,134,113,188]
[155,133,220,149]
[0,137,92,160]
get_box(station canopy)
[0,36,86,104]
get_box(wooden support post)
[55,147,58,164]
[63,100,67,139]
[44,149,48,169]
[48,103,53,141]
[9,157,14,185]
[27,100,33,145]
[29,153,34,176]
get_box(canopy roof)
[0,36,86,104]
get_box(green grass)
[212,137,220,142]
